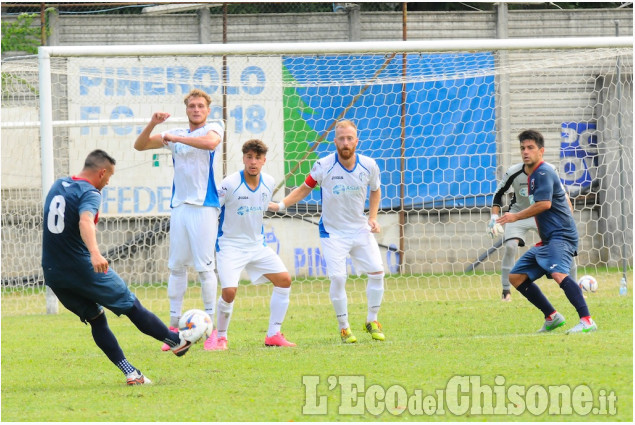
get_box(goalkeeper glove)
[487,214,504,238]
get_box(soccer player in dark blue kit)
[42,149,192,385]
[497,130,597,334]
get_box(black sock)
[515,279,556,318]
[560,276,590,318]
[88,312,127,367]
[125,298,179,346]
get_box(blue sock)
[125,298,179,347]
[88,313,131,370]
[516,279,556,318]
[560,276,590,318]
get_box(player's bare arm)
[134,112,171,151]
[269,183,313,212]
[368,188,381,233]
[79,211,109,274]
[497,200,551,225]
[163,130,221,151]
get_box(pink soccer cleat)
[209,336,228,351]
[264,332,296,347]
[203,329,218,351]
[161,326,179,351]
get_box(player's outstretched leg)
[161,326,180,352]
[87,310,152,385]
[330,274,356,343]
[125,298,191,356]
[364,272,385,341]
[558,275,597,334]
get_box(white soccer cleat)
[537,312,566,333]
[126,369,152,385]
[566,318,598,334]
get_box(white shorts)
[319,232,384,277]
[216,244,287,288]
[504,216,538,247]
[168,204,219,272]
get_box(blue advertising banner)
[283,53,497,209]
[560,122,598,196]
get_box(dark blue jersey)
[42,176,101,270]
[528,162,578,245]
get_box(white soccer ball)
[578,275,598,293]
[178,309,213,343]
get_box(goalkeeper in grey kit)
[487,162,577,301]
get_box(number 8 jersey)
[42,176,101,270]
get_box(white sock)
[216,296,234,339]
[267,286,291,337]
[329,275,349,330]
[366,273,384,323]
[168,269,188,327]
[199,270,218,321]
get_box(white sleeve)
[309,159,325,185]
[206,122,225,142]
[369,160,381,192]
[218,178,230,208]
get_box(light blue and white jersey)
[217,170,275,250]
[162,121,224,208]
[309,152,381,238]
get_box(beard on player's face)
[337,145,355,160]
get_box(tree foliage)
[1,13,41,54]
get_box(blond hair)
[335,119,357,132]
[183,88,211,107]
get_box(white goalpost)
[1,37,632,315]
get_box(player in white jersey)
[134,88,222,351]
[208,139,295,350]
[488,161,577,301]
[269,120,386,343]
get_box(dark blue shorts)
[511,239,577,282]
[44,263,136,322]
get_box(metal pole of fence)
[614,20,629,294]
[398,2,407,273]
[222,3,228,178]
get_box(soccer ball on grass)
[578,275,598,293]
[178,309,213,343]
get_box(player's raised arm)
[134,112,170,151]
[269,180,313,212]
[164,128,220,151]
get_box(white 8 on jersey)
[47,195,66,234]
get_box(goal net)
[1,39,632,315]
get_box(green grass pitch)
[1,270,632,421]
